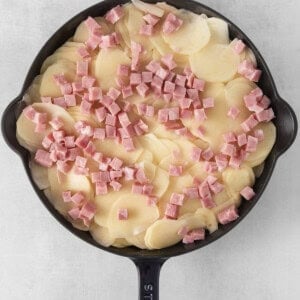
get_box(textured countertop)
[0,1,299,299]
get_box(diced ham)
[228,155,243,169]
[139,24,154,36]
[92,152,103,163]
[255,108,275,122]
[121,85,133,99]
[42,133,54,149]
[136,83,149,97]
[70,191,85,205]
[202,147,214,161]
[60,83,73,95]
[227,106,240,120]
[82,76,95,89]
[143,184,154,195]
[80,100,92,114]
[202,97,214,109]
[105,5,124,24]
[175,74,186,87]
[223,132,236,143]
[188,228,205,241]
[184,187,199,199]
[147,196,158,206]
[187,89,199,101]
[34,123,47,133]
[80,201,96,221]
[117,208,128,220]
[68,207,81,220]
[237,133,248,147]
[110,181,122,191]
[170,193,185,206]
[244,94,257,108]
[246,69,262,82]
[109,157,123,170]
[107,88,121,101]
[241,114,258,132]
[66,147,82,161]
[191,147,202,161]
[64,94,76,107]
[240,186,256,200]
[178,98,192,110]
[162,13,183,34]
[131,41,143,71]
[96,182,108,195]
[77,46,90,59]
[161,54,177,70]
[77,61,89,77]
[123,167,135,181]
[254,129,264,141]
[217,205,239,225]
[135,168,148,184]
[49,117,63,130]
[99,34,118,48]
[146,60,161,73]
[200,196,215,209]
[169,165,183,176]
[132,182,143,194]
[110,170,122,180]
[56,160,71,174]
[84,16,101,33]
[130,73,142,85]
[259,95,271,109]
[117,64,130,77]
[75,135,90,149]
[105,114,117,127]
[210,181,224,195]
[74,166,89,176]
[75,156,87,168]
[194,108,207,121]
[35,149,53,167]
[105,125,117,138]
[157,108,169,123]
[214,153,228,172]
[245,135,258,153]
[86,33,102,50]
[233,39,246,54]
[164,81,175,94]
[168,107,180,121]
[164,203,179,219]
[182,234,195,244]
[107,102,121,116]
[89,87,102,101]
[143,14,160,26]
[173,85,186,100]
[33,112,47,125]
[250,87,263,100]
[220,143,236,157]
[94,108,106,124]
[192,78,205,91]
[62,190,72,203]
[91,171,111,183]
[122,137,135,151]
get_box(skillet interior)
[1,0,297,260]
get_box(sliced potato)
[132,0,165,17]
[107,193,159,238]
[40,60,76,97]
[190,44,240,82]
[16,103,75,151]
[126,231,147,249]
[253,162,265,178]
[95,48,131,90]
[90,223,116,247]
[245,122,276,167]
[29,160,50,190]
[207,17,229,44]
[151,166,170,197]
[67,106,99,127]
[162,10,211,55]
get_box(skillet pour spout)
[1,0,298,299]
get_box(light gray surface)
[0,0,299,299]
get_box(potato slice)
[207,17,229,44]
[94,139,143,165]
[151,166,170,197]
[126,231,147,249]
[95,48,131,90]
[67,106,99,127]
[245,122,276,167]
[107,193,159,239]
[145,208,216,249]
[138,134,170,164]
[26,75,42,103]
[212,194,241,215]
[253,162,265,178]
[94,184,132,227]
[136,150,154,163]
[40,60,76,97]
[29,160,50,190]
[132,0,164,17]
[16,103,75,151]
[190,44,240,82]
[222,165,255,195]
[162,11,211,55]
[90,223,116,247]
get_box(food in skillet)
[16,0,276,249]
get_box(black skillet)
[1,0,298,299]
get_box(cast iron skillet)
[1,0,298,299]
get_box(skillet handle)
[275,97,298,155]
[132,258,167,300]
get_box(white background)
[0,1,299,299]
